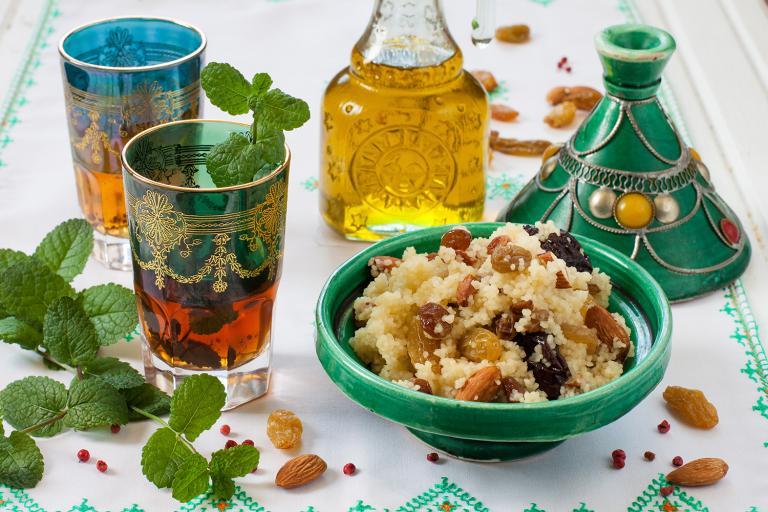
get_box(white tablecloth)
[0,0,766,510]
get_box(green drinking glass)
[122,119,289,409]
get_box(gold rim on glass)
[121,119,291,193]
[58,16,207,73]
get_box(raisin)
[662,386,719,429]
[456,274,476,306]
[520,333,570,399]
[491,104,519,122]
[267,410,303,449]
[418,303,452,339]
[455,249,477,266]
[490,131,553,156]
[544,101,577,128]
[523,308,550,332]
[441,227,472,251]
[412,378,433,395]
[495,24,530,43]
[368,255,401,276]
[561,323,599,355]
[470,70,498,92]
[494,313,516,340]
[516,331,547,358]
[491,244,532,273]
[546,86,602,110]
[486,235,511,255]
[459,327,503,363]
[523,225,539,236]
[540,231,593,273]
[407,319,442,366]
[501,376,525,401]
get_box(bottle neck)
[351,0,463,87]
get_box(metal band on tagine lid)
[497,24,750,302]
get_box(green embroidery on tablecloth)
[301,176,319,191]
[486,173,526,201]
[0,0,59,171]
[486,80,510,103]
[628,474,709,512]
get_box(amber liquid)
[320,46,488,241]
[136,270,278,370]
[74,163,128,236]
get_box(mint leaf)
[209,444,259,500]
[43,297,99,366]
[168,374,225,441]
[253,125,286,167]
[0,431,44,488]
[0,317,42,350]
[251,73,272,96]
[82,357,144,390]
[0,377,67,437]
[33,219,92,282]
[250,88,310,131]
[141,427,193,488]
[0,249,32,274]
[0,259,75,327]
[122,384,171,421]
[171,452,209,502]
[78,284,138,345]
[206,132,273,188]
[210,444,260,479]
[64,377,129,430]
[201,62,252,115]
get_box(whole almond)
[275,454,327,489]
[455,366,501,402]
[584,304,630,361]
[666,458,728,486]
[456,274,477,306]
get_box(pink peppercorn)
[612,457,625,469]
[611,449,626,460]
[657,419,670,433]
[660,485,674,496]
[343,463,356,475]
[644,451,656,461]
[426,452,439,463]
[225,439,238,449]
[77,449,90,462]
[242,439,254,446]
[672,455,684,467]
[220,424,231,436]
[96,460,108,473]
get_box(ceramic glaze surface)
[315,223,672,460]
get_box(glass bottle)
[320,0,489,241]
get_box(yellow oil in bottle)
[320,34,489,241]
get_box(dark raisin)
[441,227,472,251]
[540,231,593,273]
[501,376,525,400]
[494,313,516,340]
[515,332,570,399]
[418,303,452,339]
[523,225,539,236]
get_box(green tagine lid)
[497,24,750,302]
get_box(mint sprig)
[201,62,310,187]
[0,219,260,502]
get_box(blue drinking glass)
[59,17,206,270]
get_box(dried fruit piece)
[495,24,530,43]
[555,271,570,289]
[368,255,401,276]
[491,104,519,122]
[486,235,511,255]
[412,378,433,395]
[459,327,503,363]
[546,86,602,110]
[523,308,550,333]
[666,458,728,487]
[544,101,577,128]
[455,249,476,266]
[490,130,553,156]
[662,386,719,429]
[540,230,593,272]
[584,304,630,361]
[441,227,472,250]
[587,283,600,296]
[491,244,532,273]
[561,323,598,355]
[501,376,524,401]
[471,70,498,92]
[275,454,327,489]
[456,274,477,306]
[516,332,570,399]
[267,409,303,449]
[418,303,452,339]
[455,366,502,402]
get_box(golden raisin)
[412,378,433,395]
[471,70,498,92]
[408,319,442,367]
[546,86,602,110]
[459,327,503,363]
[544,101,577,128]
[561,323,598,355]
[491,244,532,273]
[495,24,530,43]
[490,104,519,122]
[486,235,510,255]
[267,410,303,449]
[662,386,719,429]
[441,227,472,250]
[490,131,553,156]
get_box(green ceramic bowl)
[315,223,672,461]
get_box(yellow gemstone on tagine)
[614,192,654,229]
[689,147,701,161]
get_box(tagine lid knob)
[594,24,676,100]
